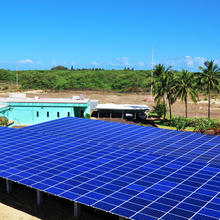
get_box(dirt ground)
[1,89,218,119]
[27,90,220,119]
[0,203,39,220]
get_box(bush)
[190,118,219,133]
[170,117,220,132]
[85,113,91,119]
[170,116,190,130]
[0,116,8,126]
[51,65,68,70]
[152,102,167,118]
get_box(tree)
[152,64,172,120]
[71,65,74,71]
[165,69,176,121]
[173,70,198,118]
[152,102,167,118]
[198,60,220,119]
[51,65,68,70]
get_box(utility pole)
[151,45,154,101]
[16,62,19,93]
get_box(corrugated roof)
[0,97,90,104]
[0,104,9,109]
[96,103,150,111]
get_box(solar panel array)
[0,117,218,220]
[22,117,220,164]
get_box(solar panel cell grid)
[0,117,220,219]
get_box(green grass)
[149,112,158,117]
[157,123,194,131]
[157,125,177,130]
[211,119,220,123]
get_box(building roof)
[0,96,90,104]
[0,104,9,110]
[96,103,150,111]
[0,104,8,108]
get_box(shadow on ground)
[0,178,118,220]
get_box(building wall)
[0,102,91,125]
[0,106,10,119]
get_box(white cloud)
[137,61,145,67]
[112,58,147,69]
[116,57,130,66]
[52,61,56,66]
[185,56,194,67]
[162,56,214,71]
[18,59,33,64]
[185,56,206,67]
[91,61,99,66]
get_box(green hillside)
[0,69,152,92]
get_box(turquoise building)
[0,93,91,125]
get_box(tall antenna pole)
[16,62,19,93]
[151,45,154,101]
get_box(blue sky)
[0,0,220,70]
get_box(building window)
[47,112,49,117]
[57,112,60,118]
[37,112,39,117]
[67,112,70,117]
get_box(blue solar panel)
[22,117,220,164]
[0,118,219,220]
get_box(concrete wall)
[0,102,91,125]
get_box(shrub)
[0,116,8,126]
[152,102,167,118]
[51,65,68,70]
[170,116,190,130]
[85,113,91,119]
[190,118,219,133]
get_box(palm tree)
[152,64,170,120]
[198,60,220,119]
[174,70,198,118]
[165,69,176,121]
[152,64,176,120]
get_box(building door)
[74,107,85,117]
[80,109,84,117]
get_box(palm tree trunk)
[163,95,166,120]
[185,95,187,118]
[169,97,172,121]
[208,92,211,119]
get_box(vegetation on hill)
[51,65,68,70]
[0,69,152,92]
[0,59,219,125]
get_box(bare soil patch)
[20,90,220,119]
